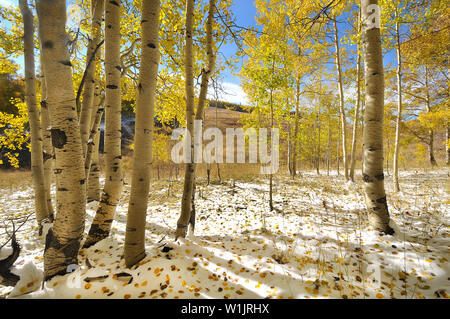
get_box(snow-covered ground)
[0,169,449,299]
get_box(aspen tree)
[392,13,403,192]
[361,0,394,234]
[19,0,49,228]
[176,0,216,239]
[84,0,123,248]
[333,17,349,180]
[39,71,54,221]
[124,0,160,267]
[350,7,362,182]
[87,82,103,202]
[36,0,87,280]
[79,0,104,156]
[424,67,437,166]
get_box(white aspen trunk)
[316,104,321,175]
[176,0,216,239]
[287,126,292,175]
[349,7,362,182]
[337,116,340,175]
[327,104,331,176]
[19,0,49,227]
[84,92,104,192]
[176,0,195,240]
[269,87,274,211]
[79,0,104,156]
[36,0,87,280]
[87,82,103,202]
[424,67,437,167]
[292,70,301,177]
[268,59,274,211]
[215,101,221,181]
[361,0,394,234]
[84,0,123,248]
[393,17,402,192]
[333,17,349,180]
[124,0,160,267]
[39,69,54,221]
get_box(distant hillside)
[208,100,250,114]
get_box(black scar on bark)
[43,40,53,49]
[50,129,67,149]
[362,174,372,182]
[147,42,156,49]
[43,151,53,162]
[59,60,73,67]
[80,179,86,185]
[375,173,384,181]
[376,196,387,204]
[57,188,69,191]
[109,0,119,6]
[84,225,109,248]
[141,19,148,24]
[106,84,118,89]
[115,65,122,72]
[44,228,80,281]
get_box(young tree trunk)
[87,83,103,202]
[40,79,54,221]
[424,67,438,167]
[327,105,331,176]
[36,0,87,280]
[393,18,402,192]
[124,0,160,267]
[84,0,123,248]
[361,0,394,235]
[333,17,349,180]
[350,7,362,182]
[19,0,49,228]
[287,123,292,175]
[428,131,437,166]
[337,117,340,175]
[176,0,196,240]
[292,71,301,178]
[39,53,55,221]
[269,85,274,211]
[78,0,104,156]
[316,105,321,175]
[214,100,221,182]
[176,0,216,239]
[84,99,104,189]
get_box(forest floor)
[0,168,449,299]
